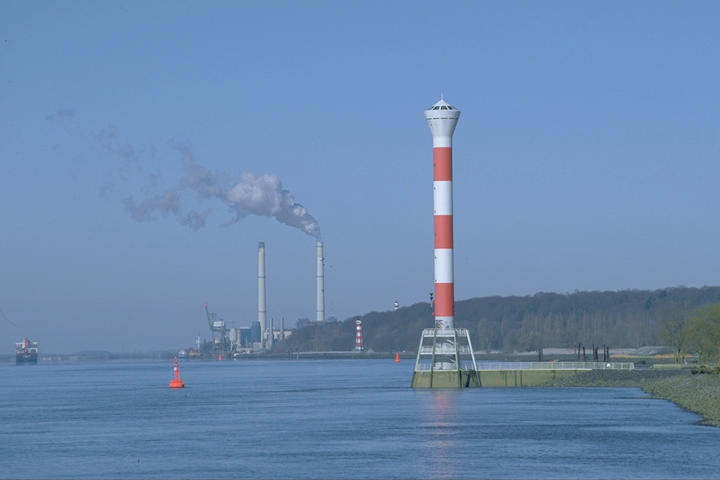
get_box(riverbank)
[643,374,720,427]
[543,368,720,427]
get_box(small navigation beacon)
[169,356,185,389]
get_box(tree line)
[277,286,720,354]
[662,302,720,364]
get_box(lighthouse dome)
[424,98,460,147]
[429,99,457,111]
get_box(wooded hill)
[277,287,720,353]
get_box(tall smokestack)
[258,242,267,348]
[424,98,460,330]
[316,241,325,323]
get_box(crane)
[203,303,230,357]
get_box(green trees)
[658,304,689,363]
[658,301,720,365]
[682,304,720,364]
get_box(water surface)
[1,359,717,479]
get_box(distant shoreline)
[0,351,411,363]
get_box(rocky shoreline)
[643,375,720,427]
[542,368,720,427]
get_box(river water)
[1,359,718,479]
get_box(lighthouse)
[425,98,460,330]
[411,98,479,388]
[354,319,364,351]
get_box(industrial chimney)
[316,241,325,323]
[258,242,267,349]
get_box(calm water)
[1,359,719,479]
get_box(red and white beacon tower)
[411,98,478,388]
[354,319,364,351]
[425,98,460,330]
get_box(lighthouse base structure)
[411,328,481,388]
[411,329,638,388]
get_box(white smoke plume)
[123,143,321,238]
[43,114,320,236]
[226,173,321,238]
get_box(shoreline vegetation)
[280,287,720,354]
[542,368,720,427]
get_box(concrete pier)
[412,350,636,388]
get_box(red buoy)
[169,356,185,388]
[394,352,400,363]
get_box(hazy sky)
[2,1,719,353]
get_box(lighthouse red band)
[354,319,363,351]
[425,99,460,330]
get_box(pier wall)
[411,369,584,388]
[478,369,580,387]
[411,370,482,388]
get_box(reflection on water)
[424,391,459,479]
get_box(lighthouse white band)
[433,181,453,215]
[434,248,454,283]
[432,136,453,148]
[435,316,454,329]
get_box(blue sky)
[1,1,719,352]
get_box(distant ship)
[15,338,38,364]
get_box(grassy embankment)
[543,368,720,427]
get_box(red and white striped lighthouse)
[424,98,460,330]
[354,319,364,351]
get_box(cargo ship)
[15,338,38,364]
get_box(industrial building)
[183,239,317,359]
